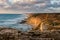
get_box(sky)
[0,0,60,13]
[0,14,32,31]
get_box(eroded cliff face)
[20,13,60,32]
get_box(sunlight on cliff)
[21,14,60,32]
[27,17,41,28]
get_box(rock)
[0,28,21,40]
[0,27,60,40]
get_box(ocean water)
[0,14,32,31]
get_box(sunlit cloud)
[0,0,60,13]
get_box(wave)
[0,14,31,31]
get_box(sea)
[0,14,32,31]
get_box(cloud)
[0,0,60,13]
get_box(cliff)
[20,13,60,32]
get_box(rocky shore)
[0,27,60,40]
